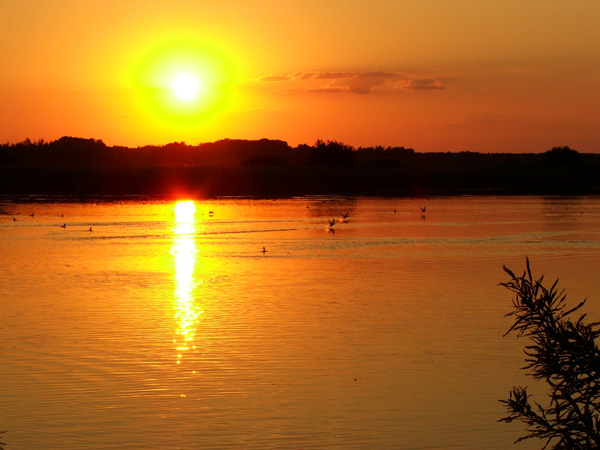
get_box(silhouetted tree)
[307,140,356,166]
[355,145,415,166]
[500,258,600,449]
[543,146,582,165]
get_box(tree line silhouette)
[1,137,598,197]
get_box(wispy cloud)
[254,71,448,94]
[259,75,292,82]
[314,72,355,80]
[306,86,348,94]
[404,78,446,90]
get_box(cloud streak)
[259,75,292,82]
[404,78,446,90]
[255,71,448,95]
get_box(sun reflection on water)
[171,200,202,365]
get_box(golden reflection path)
[171,200,202,365]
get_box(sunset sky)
[1,0,599,153]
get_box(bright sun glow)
[172,74,199,101]
[130,38,238,129]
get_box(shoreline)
[2,187,600,204]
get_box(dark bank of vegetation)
[1,137,599,198]
[501,259,600,449]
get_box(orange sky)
[1,0,599,153]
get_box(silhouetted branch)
[500,258,600,449]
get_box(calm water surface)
[1,196,600,449]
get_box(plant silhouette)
[500,258,600,449]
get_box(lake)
[1,195,600,449]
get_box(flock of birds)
[263,204,427,254]
[14,204,428,255]
[12,212,93,232]
[326,206,426,229]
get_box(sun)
[172,74,199,101]
[130,38,238,128]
